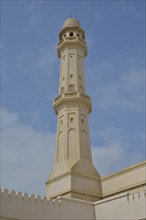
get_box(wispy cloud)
[26,1,42,14]
[31,45,58,73]
[24,15,40,33]
[1,108,56,196]
[92,142,144,176]
[118,0,145,18]
[23,1,42,33]
[90,66,145,112]
[92,126,145,176]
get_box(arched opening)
[68,129,77,158]
[70,32,74,37]
[68,84,75,92]
[81,119,84,124]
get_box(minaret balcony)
[53,92,92,114]
[57,37,87,57]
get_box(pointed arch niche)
[68,84,75,92]
[57,131,64,161]
[68,128,77,158]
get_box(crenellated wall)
[1,187,146,220]
[0,189,95,220]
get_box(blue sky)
[1,0,145,196]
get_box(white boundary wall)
[101,161,146,197]
[95,190,146,220]
[0,189,95,220]
[1,188,146,220]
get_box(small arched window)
[68,84,75,92]
[70,118,74,123]
[70,32,74,37]
[81,119,84,124]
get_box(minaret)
[46,18,101,202]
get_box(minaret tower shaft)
[46,18,101,202]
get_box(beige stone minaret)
[46,18,101,202]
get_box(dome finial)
[63,17,80,28]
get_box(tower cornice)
[53,92,92,114]
[57,37,87,57]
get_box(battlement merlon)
[0,188,62,206]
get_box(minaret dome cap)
[63,17,80,28]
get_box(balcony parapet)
[53,92,92,114]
